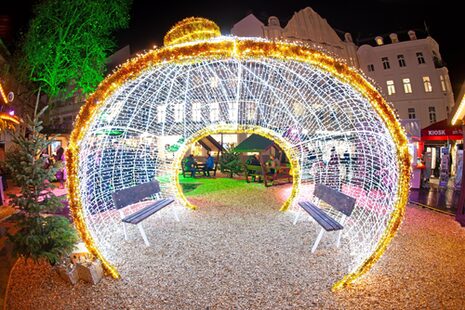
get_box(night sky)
[1,0,463,96]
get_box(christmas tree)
[5,104,77,265]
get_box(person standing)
[55,146,66,189]
[327,147,340,190]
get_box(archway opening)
[174,127,299,211]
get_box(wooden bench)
[293,183,356,253]
[181,159,218,178]
[245,164,263,183]
[112,180,178,246]
[263,166,292,187]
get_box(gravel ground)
[6,182,465,309]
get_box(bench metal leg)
[336,216,346,248]
[137,223,150,246]
[311,228,325,253]
[293,210,301,225]
[119,210,128,241]
[173,208,180,222]
[122,223,128,241]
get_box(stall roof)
[421,119,463,141]
[234,134,275,153]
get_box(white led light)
[76,56,401,281]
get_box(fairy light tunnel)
[67,17,410,290]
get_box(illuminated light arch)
[67,22,410,291]
[173,125,301,211]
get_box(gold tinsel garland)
[67,37,410,289]
[164,17,221,46]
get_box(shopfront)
[420,119,463,188]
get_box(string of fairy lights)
[67,18,410,290]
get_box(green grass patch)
[179,175,265,197]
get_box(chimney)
[389,33,399,43]
[375,36,384,46]
[408,30,417,40]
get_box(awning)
[421,119,463,141]
[234,134,275,153]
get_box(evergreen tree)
[5,103,78,265]
[219,145,244,178]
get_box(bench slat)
[122,198,174,225]
[314,184,356,216]
[112,181,161,210]
[298,201,343,231]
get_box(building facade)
[231,7,359,68]
[357,31,455,129]
[232,8,455,130]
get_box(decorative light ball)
[163,17,221,46]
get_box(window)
[157,105,166,123]
[367,64,375,72]
[423,76,433,92]
[174,103,183,122]
[210,102,219,122]
[440,75,447,92]
[387,80,396,95]
[192,101,201,122]
[403,78,412,93]
[382,57,390,69]
[428,106,436,123]
[416,52,425,64]
[397,54,406,67]
[408,108,416,119]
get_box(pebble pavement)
[5,183,465,309]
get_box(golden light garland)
[164,17,221,46]
[0,82,8,104]
[68,24,410,289]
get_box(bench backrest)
[246,164,262,171]
[112,180,161,210]
[314,183,356,216]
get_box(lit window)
[157,105,166,123]
[416,52,425,64]
[397,55,406,67]
[367,64,375,72]
[423,76,432,92]
[382,57,390,69]
[408,108,416,119]
[210,102,219,122]
[445,75,451,91]
[440,75,447,92]
[192,101,201,122]
[428,106,436,123]
[403,78,412,93]
[387,80,396,95]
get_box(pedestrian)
[185,154,197,178]
[55,146,66,189]
[203,152,215,177]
